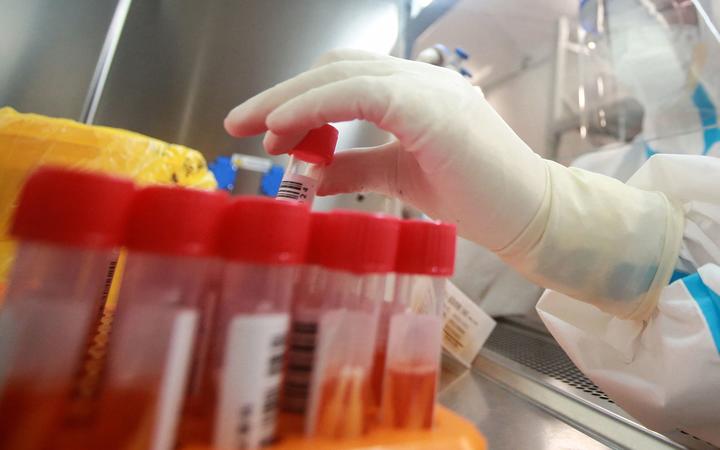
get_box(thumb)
[318,141,401,197]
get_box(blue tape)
[682,272,720,354]
[669,269,690,284]
[691,83,719,155]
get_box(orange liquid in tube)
[303,212,399,440]
[314,367,374,439]
[380,219,456,431]
[0,382,68,450]
[0,168,135,450]
[370,348,387,407]
[382,363,437,429]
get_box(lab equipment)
[0,167,134,450]
[197,197,310,449]
[446,47,469,71]
[275,124,338,205]
[415,44,472,78]
[225,48,682,320]
[87,186,227,450]
[380,220,455,430]
[305,211,399,439]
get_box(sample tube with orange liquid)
[87,186,228,450]
[0,168,134,450]
[180,197,310,450]
[305,211,399,439]
[381,220,456,430]
[282,212,331,417]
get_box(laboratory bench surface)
[438,319,717,450]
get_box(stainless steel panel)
[93,0,402,162]
[439,357,611,450]
[471,321,717,449]
[0,0,118,118]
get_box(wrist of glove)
[498,160,684,320]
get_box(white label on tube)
[151,309,198,450]
[442,281,496,367]
[276,173,317,204]
[214,313,288,449]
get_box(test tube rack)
[185,406,487,450]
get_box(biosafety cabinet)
[1,0,717,448]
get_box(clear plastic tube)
[380,274,445,430]
[87,252,210,450]
[0,241,115,450]
[275,124,338,206]
[306,270,388,439]
[283,264,327,415]
[193,262,296,450]
[276,155,325,205]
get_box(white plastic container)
[276,125,338,205]
[0,167,134,450]
[304,211,399,439]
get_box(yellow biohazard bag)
[0,107,217,289]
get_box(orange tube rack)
[184,406,486,450]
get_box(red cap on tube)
[313,210,399,274]
[395,220,456,276]
[306,212,331,265]
[124,186,228,257]
[289,124,339,165]
[11,166,135,249]
[219,197,310,265]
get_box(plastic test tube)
[282,212,331,417]
[88,186,227,450]
[276,124,338,205]
[381,220,456,430]
[306,211,399,439]
[0,167,134,450]
[205,197,310,449]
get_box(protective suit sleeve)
[537,154,720,445]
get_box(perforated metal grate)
[484,323,614,403]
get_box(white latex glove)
[225,49,684,320]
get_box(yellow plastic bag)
[0,107,217,287]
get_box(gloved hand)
[225,49,684,320]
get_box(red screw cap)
[396,220,456,276]
[306,212,331,265]
[313,210,399,274]
[124,186,228,257]
[289,124,339,165]
[219,197,310,265]
[11,167,135,249]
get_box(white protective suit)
[538,0,720,443]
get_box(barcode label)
[214,314,288,449]
[276,173,317,204]
[282,315,319,413]
[442,317,466,352]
